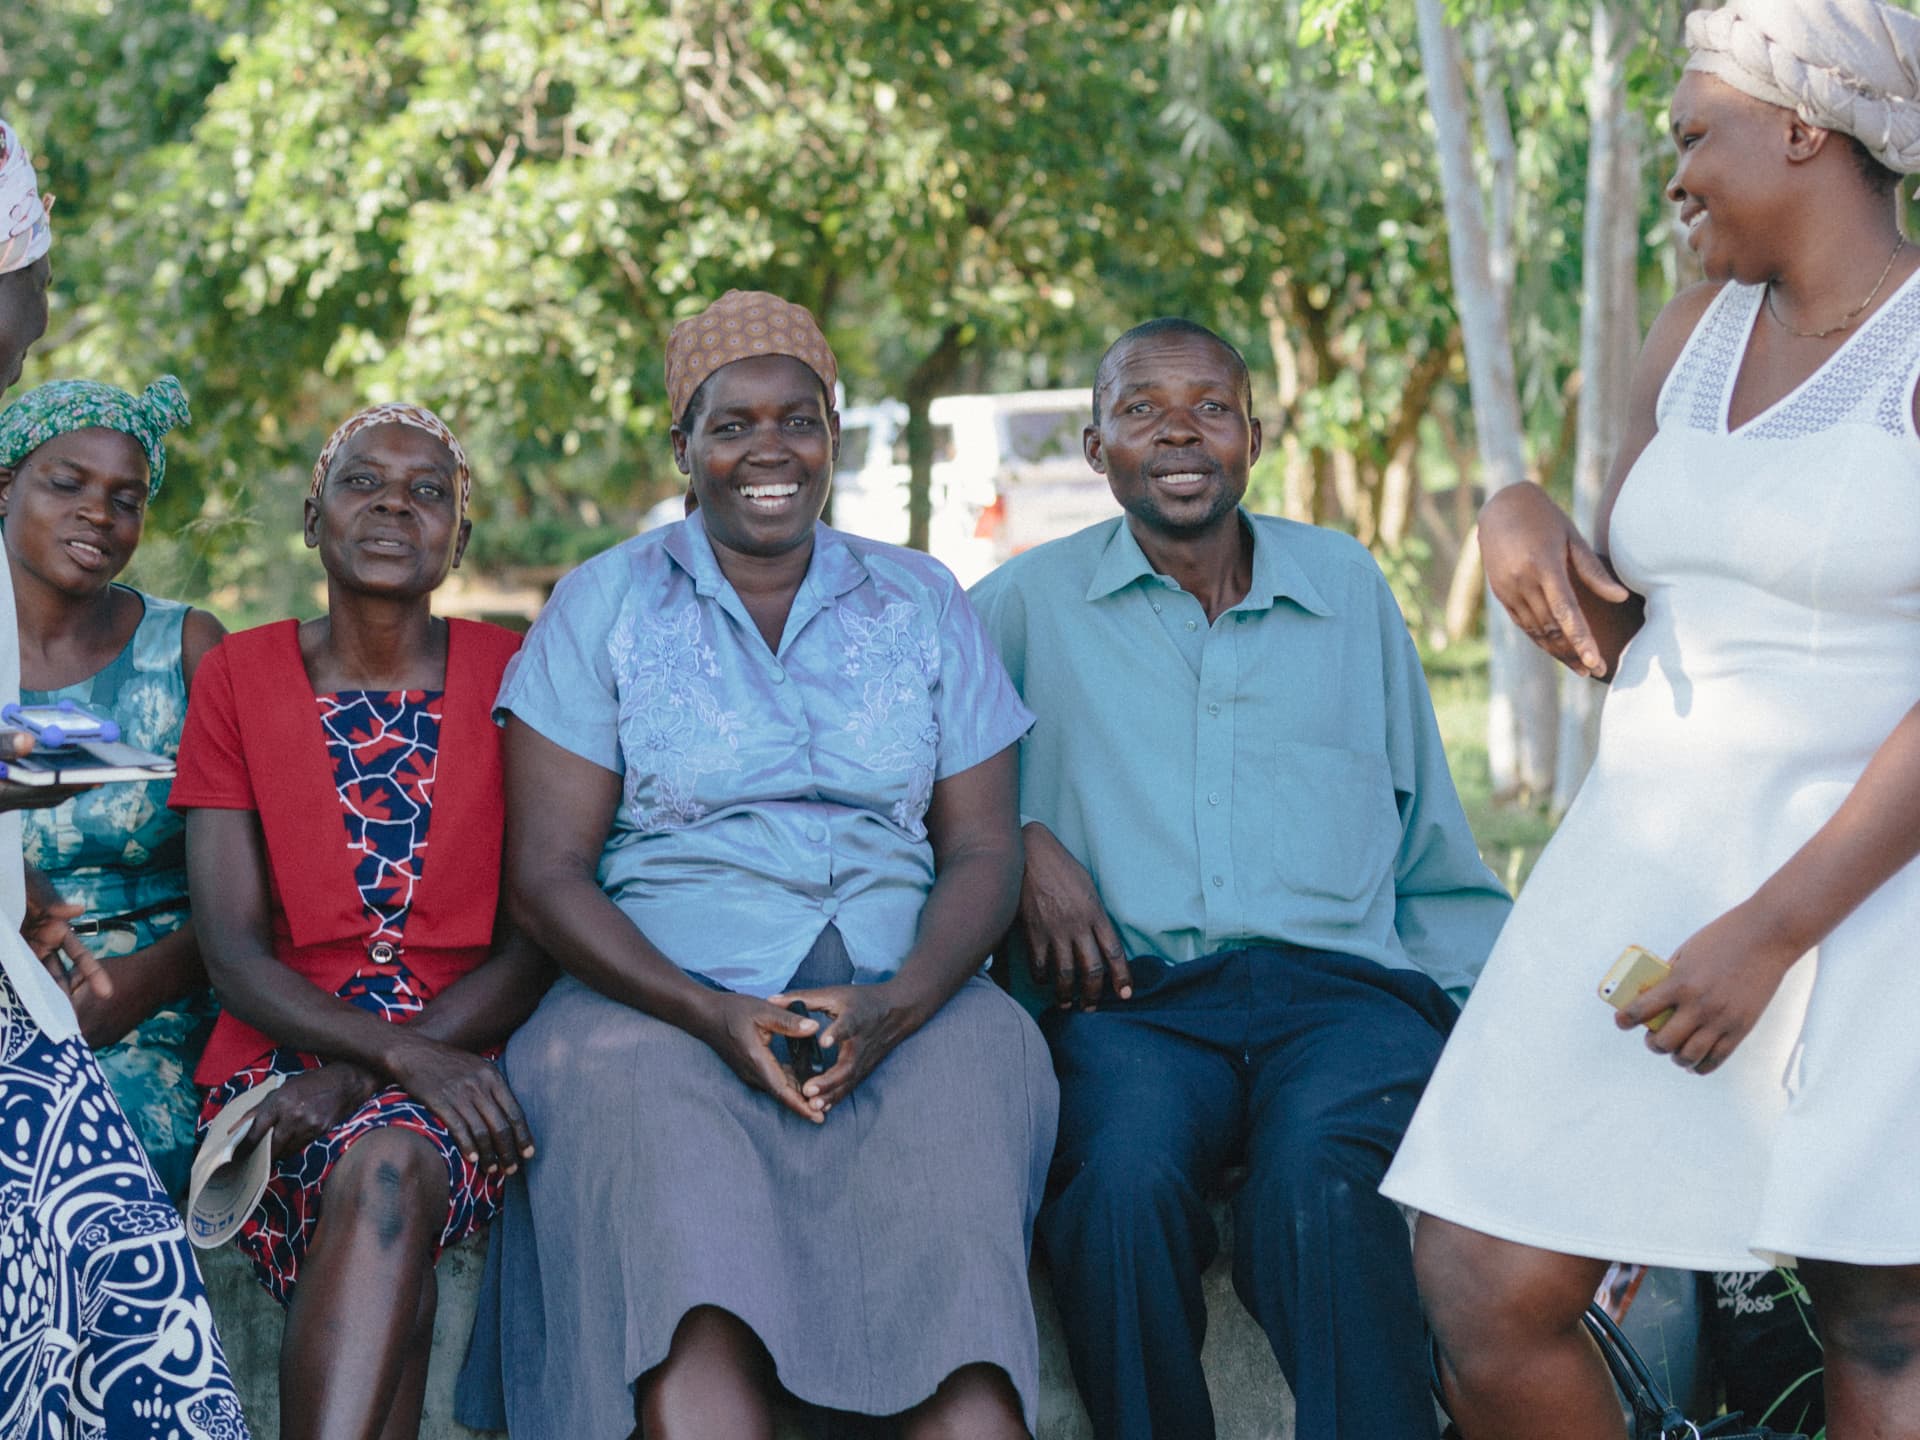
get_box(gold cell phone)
[1598,945,1674,1032]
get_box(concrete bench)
[200,1203,1298,1439]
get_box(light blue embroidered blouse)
[497,513,1034,997]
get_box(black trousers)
[1037,944,1456,1440]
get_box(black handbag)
[1433,1302,1811,1440]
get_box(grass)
[1424,640,1559,895]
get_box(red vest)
[174,618,520,1084]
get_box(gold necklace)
[1766,236,1909,340]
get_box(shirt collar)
[664,510,870,605]
[1085,510,1333,617]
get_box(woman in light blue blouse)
[457,291,1058,1440]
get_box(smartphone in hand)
[1599,945,1675,1032]
[786,1001,827,1085]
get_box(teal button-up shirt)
[969,511,1510,999]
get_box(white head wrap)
[0,120,51,276]
[1686,0,1920,173]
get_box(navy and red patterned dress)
[196,689,505,1303]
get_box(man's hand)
[22,864,110,1002]
[688,989,825,1123]
[1480,484,1632,679]
[1019,822,1132,1011]
[0,730,96,813]
[768,980,922,1116]
[1618,902,1803,1076]
[250,1064,382,1162]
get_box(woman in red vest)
[172,404,549,1440]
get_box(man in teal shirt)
[969,318,1510,1440]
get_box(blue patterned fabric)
[312,690,444,943]
[497,514,1034,998]
[0,971,249,1440]
[22,588,214,1198]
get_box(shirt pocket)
[1262,741,1400,905]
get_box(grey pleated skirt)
[456,926,1058,1438]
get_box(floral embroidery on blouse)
[611,602,743,832]
[838,602,941,836]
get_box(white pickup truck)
[830,389,1116,585]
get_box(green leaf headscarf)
[0,376,191,498]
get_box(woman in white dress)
[1381,2,1920,1435]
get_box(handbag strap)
[1433,1303,1804,1440]
[1581,1305,1698,1439]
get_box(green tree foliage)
[2,0,1691,633]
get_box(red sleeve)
[167,641,256,811]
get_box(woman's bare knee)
[1416,1218,1604,1371]
[1805,1261,1920,1378]
[901,1363,1025,1440]
[317,1128,447,1250]
[638,1307,777,1440]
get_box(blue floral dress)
[197,690,504,1305]
[22,589,215,1198]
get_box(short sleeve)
[931,581,1034,780]
[168,643,256,811]
[494,558,625,774]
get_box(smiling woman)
[1388,2,1920,1436]
[0,375,226,1199]
[170,401,550,1440]
[458,290,1057,1440]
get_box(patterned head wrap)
[0,119,51,276]
[0,377,190,498]
[664,289,838,425]
[310,402,473,517]
[1686,0,1920,173]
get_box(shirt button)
[1207,792,1220,806]
[1211,874,1224,888]
[820,897,840,917]
[807,823,827,843]
[1185,620,1197,632]
[771,668,787,684]
[1151,601,1162,613]
[1207,703,1221,717]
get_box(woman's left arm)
[406,919,554,1054]
[64,606,232,1048]
[775,745,1022,1114]
[1624,699,1920,1073]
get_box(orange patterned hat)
[664,290,838,424]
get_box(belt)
[71,894,190,939]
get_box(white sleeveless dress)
[1383,272,1920,1270]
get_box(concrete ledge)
[202,1204,1297,1439]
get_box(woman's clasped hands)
[692,981,925,1125]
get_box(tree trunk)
[1264,277,1318,523]
[1416,2,1559,800]
[1379,337,1456,551]
[1445,528,1485,645]
[1553,3,1643,818]
[902,323,966,552]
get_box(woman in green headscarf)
[0,375,228,1195]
